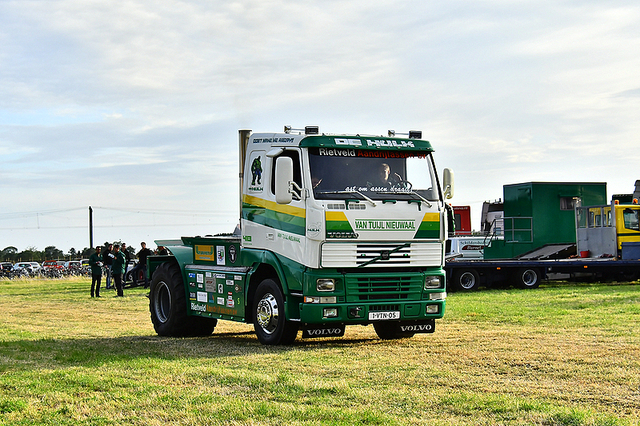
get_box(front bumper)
[299,299,445,324]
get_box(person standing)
[111,244,127,297]
[121,243,132,262]
[89,246,103,297]
[103,243,113,289]
[121,242,131,282]
[129,242,153,288]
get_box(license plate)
[368,311,400,320]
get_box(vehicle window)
[623,208,640,231]
[560,197,580,211]
[271,150,302,196]
[308,149,439,201]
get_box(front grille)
[322,242,443,268]
[345,274,422,302]
[369,304,400,312]
[356,244,411,265]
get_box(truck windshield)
[308,149,440,201]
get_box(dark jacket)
[103,247,113,265]
[111,251,127,275]
[137,248,153,265]
[89,252,102,276]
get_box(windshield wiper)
[406,190,433,208]
[375,189,433,208]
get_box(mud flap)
[302,324,346,338]
[399,319,435,334]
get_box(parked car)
[0,262,13,272]
[64,261,82,270]
[13,262,37,272]
[11,262,35,277]
[42,260,65,270]
[124,260,146,287]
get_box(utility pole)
[89,206,94,249]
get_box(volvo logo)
[302,325,345,338]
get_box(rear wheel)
[149,262,216,336]
[515,268,541,289]
[453,269,480,291]
[253,279,298,345]
[373,322,415,340]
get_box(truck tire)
[253,279,298,345]
[452,269,480,291]
[515,268,541,289]
[149,262,217,337]
[373,322,415,340]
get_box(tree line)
[1,243,135,263]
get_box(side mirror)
[275,156,294,204]
[442,168,454,199]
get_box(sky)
[1,0,640,253]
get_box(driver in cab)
[369,163,397,190]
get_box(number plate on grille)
[368,311,400,320]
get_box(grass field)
[0,277,638,425]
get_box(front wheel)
[253,279,298,345]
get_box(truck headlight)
[317,278,335,292]
[424,275,442,290]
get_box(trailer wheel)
[515,268,541,289]
[453,269,480,291]
[149,262,217,337]
[373,322,415,340]
[253,279,298,345]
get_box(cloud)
[1,0,640,248]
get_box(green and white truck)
[148,126,454,345]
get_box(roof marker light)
[284,125,319,135]
[388,130,422,139]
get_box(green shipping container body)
[484,182,607,259]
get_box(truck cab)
[148,127,453,344]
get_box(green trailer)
[484,182,607,259]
